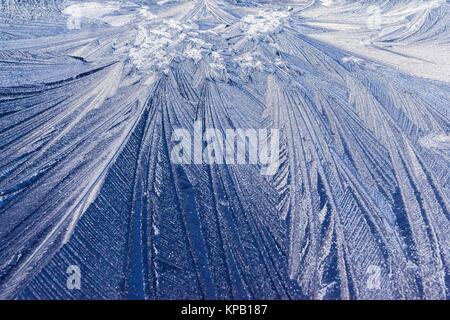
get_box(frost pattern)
[0,0,449,300]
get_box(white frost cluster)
[129,24,173,72]
[234,52,263,72]
[129,7,222,73]
[138,7,157,20]
[342,56,365,65]
[184,37,212,63]
[129,13,194,72]
[320,0,334,7]
[63,2,121,19]
[209,51,227,77]
[241,10,290,37]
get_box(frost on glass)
[0,0,449,299]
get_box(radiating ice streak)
[302,0,450,82]
[0,18,153,296]
[0,0,449,300]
